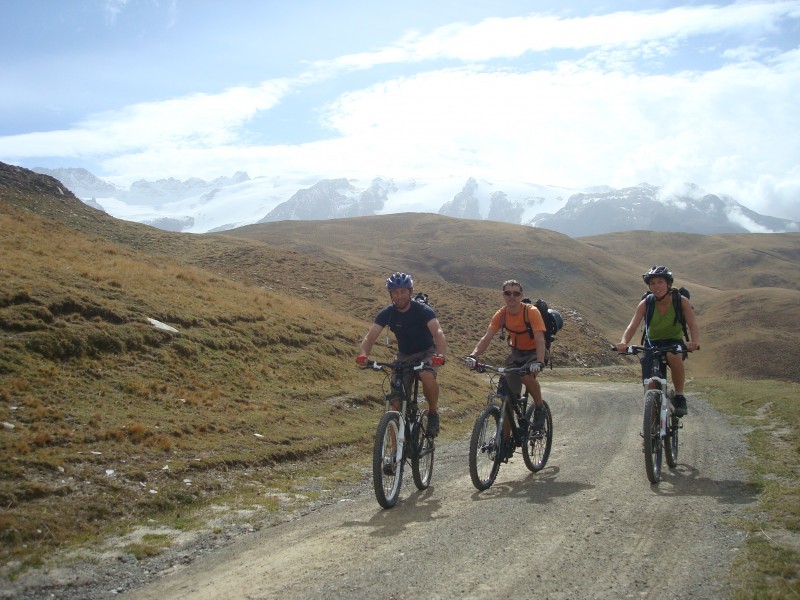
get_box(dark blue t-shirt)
[375,301,437,355]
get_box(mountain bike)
[365,360,435,508]
[465,360,553,491]
[618,343,690,484]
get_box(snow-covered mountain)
[531,183,799,235]
[32,167,798,236]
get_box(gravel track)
[4,381,754,599]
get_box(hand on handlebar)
[464,355,478,369]
[529,361,544,375]
[430,354,446,367]
[356,354,369,367]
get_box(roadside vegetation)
[695,378,800,599]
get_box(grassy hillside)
[227,215,800,383]
[581,230,800,291]
[2,161,798,581]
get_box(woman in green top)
[615,266,700,416]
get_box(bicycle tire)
[665,416,679,468]
[643,390,662,483]
[469,404,502,491]
[373,412,403,508]
[523,400,552,472]
[411,410,435,490]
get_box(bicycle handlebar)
[614,343,691,356]
[364,360,427,372]
[463,359,534,375]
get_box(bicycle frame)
[367,360,435,508]
[620,343,686,483]
[382,365,424,466]
[467,360,553,490]
[488,375,529,449]
[643,354,672,441]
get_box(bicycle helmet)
[642,265,674,285]
[549,309,564,332]
[386,272,414,291]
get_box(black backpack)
[641,286,691,343]
[500,298,564,350]
[412,292,432,308]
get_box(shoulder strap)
[672,289,689,340]
[641,294,655,345]
[500,305,534,338]
[522,303,534,337]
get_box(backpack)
[500,298,564,350]
[641,286,691,343]
[412,292,432,308]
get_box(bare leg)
[418,370,439,412]
[666,353,686,394]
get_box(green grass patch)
[694,377,800,598]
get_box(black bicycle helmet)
[386,272,414,290]
[642,265,674,285]
[549,309,564,332]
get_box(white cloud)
[2,2,799,220]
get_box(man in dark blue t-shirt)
[357,272,447,435]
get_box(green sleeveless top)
[646,301,683,341]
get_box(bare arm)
[358,323,384,357]
[470,324,499,357]
[681,296,701,350]
[615,300,647,351]
[428,318,447,356]
[534,330,546,364]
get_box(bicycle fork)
[385,396,408,466]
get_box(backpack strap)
[500,305,535,348]
[672,289,689,341]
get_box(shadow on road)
[339,487,444,536]
[468,466,595,504]
[649,463,759,504]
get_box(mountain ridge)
[31,165,798,236]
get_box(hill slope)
[1,161,798,574]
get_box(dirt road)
[117,381,753,600]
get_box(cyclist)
[615,266,700,416]
[356,272,447,436]
[466,279,548,433]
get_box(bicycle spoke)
[373,412,403,508]
[412,411,435,490]
[469,405,501,490]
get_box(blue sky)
[1,0,799,220]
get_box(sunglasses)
[503,290,522,297]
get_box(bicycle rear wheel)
[411,410,434,490]
[469,404,502,491]
[665,420,679,469]
[373,412,403,508]
[523,400,552,472]
[643,390,662,483]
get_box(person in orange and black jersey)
[466,279,548,433]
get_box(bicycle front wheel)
[523,400,552,472]
[411,410,435,490]
[643,390,662,484]
[373,412,403,508]
[469,404,502,491]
